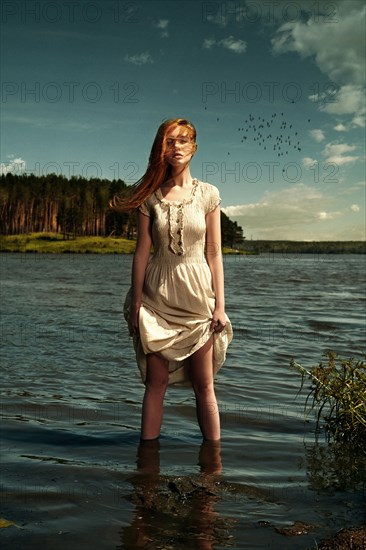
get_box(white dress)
[124,178,233,385]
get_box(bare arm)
[130,211,152,334]
[205,205,227,333]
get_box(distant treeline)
[0,173,244,247]
[242,240,366,254]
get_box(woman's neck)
[165,166,193,187]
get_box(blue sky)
[1,0,365,240]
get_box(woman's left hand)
[210,308,227,333]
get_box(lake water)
[1,253,365,549]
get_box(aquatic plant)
[291,351,366,447]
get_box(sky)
[1,0,365,240]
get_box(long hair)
[110,118,197,211]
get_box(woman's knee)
[191,378,215,397]
[189,343,215,396]
[145,375,168,392]
[145,354,169,390]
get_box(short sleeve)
[138,200,150,217]
[207,185,221,213]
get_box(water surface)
[1,253,365,548]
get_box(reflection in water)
[120,440,236,549]
[305,441,366,493]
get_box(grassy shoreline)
[0,233,250,255]
[0,233,365,254]
[0,233,136,254]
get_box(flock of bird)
[235,112,311,156]
[209,111,311,157]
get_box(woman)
[114,118,233,441]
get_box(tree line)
[0,173,244,247]
[243,240,366,254]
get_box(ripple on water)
[1,254,365,548]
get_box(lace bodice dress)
[124,178,233,385]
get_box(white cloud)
[317,211,327,220]
[220,36,247,53]
[310,129,325,142]
[337,181,366,196]
[351,106,366,128]
[2,111,127,132]
[328,155,359,166]
[320,85,364,114]
[323,142,359,165]
[202,36,247,54]
[203,38,215,49]
[124,52,154,65]
[0,156,26,175]
[303,157,317,168]
[222,183,324,231]
[271,6,365,85]
[271,2,365,126]
[205,12,230,27]
[350,204,360,212]
[313,85,366,127]
[154,18,169,38]
[317,211,342,221]
[222,182,364,240]
[155,19,169,29]
[334,123,347,132]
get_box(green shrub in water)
[291,351,366,447]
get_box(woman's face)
[164,125,196,167]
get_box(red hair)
[111,118,197,211]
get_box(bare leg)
[141,353,169,440]
[199,439,222,474]
[189,336,220,440]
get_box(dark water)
[1,253,365,549]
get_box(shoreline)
[0,233,252,255]
[0,233,365,254]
